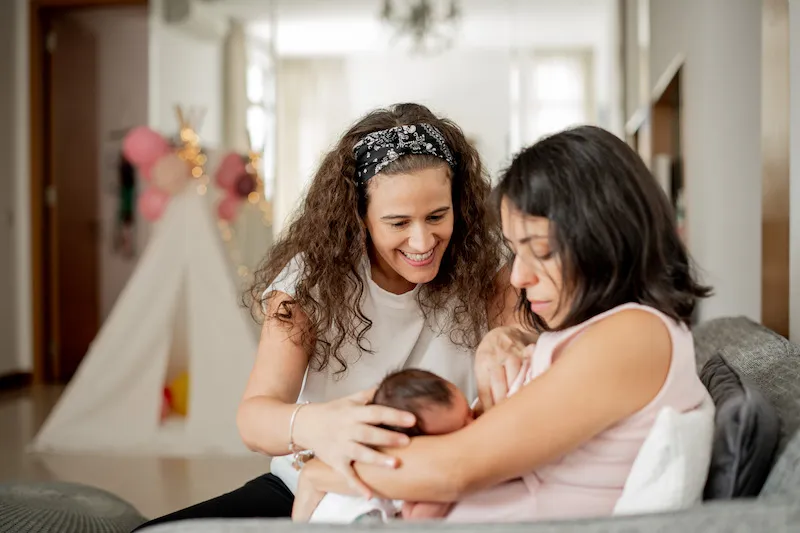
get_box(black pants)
[133,473,294,531]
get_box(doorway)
[30,0,148,383]
[651,66,685,241]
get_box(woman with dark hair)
[293,125,713,522]
[135,103,521,529]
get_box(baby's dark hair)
[371,369,453,437]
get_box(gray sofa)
[143,316,800,533]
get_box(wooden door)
[46,14,100,382]
[761,0,790,337]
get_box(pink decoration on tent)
[161,387,172,422]
[215,152,247,192]
[123,126,171,169]
[234,172,258,198]
[138,187,170,221]
[140,164,154,182]
[151,153,192,195]
[217,194,241,221]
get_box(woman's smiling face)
[364,165,454,295]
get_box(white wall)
[0,0,17,374]
[623,0,639,123]
[649,0,762,324]
[272,51,512,234]
[605,0,624,136]
[347,51,512,177]
[148,0,225,145]
[1,0,227,374]
[257,0,612,55]
[273,58,351,232]
[6,0,31,374]
[791,0,800,342]
[246,0,621,136]
[79,1,226,320]
[261,0,622,234]
[71,8,149,321]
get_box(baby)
[308,368,474,523]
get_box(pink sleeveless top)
[447,303,708,523]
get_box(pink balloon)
[138,187,170,221]
[140,164,153,182]
[152,153,192,195]
[234,173,258,198]
[123,126,172,169]
[217,194,241,221]
[215,153,247,192]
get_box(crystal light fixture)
[380,0,461,54]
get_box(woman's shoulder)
[593,303,675,327]
[549,307,673,415]
[263,254,372,309]
[552,304,682,343]
[579,306,673,345]
[547,304,675,373]
[262,254,306,300]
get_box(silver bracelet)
[288,402,314,470]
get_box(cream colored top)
[264,255,477,493]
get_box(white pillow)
[613,393,715,515]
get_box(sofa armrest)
[142,497,800,533]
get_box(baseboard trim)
[0,372,34,391]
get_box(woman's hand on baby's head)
[293,388,416,498]
[475,326,535,412]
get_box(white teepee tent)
[29,188,258,456]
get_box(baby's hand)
[475,326,536,411]
[401,501,454,521]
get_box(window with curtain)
[509,50,594,155]
[246,41,277,201]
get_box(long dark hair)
[246,103,504,373]
[494,125,711,332]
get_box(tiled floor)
[0,385,270,519]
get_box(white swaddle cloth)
[310,493,402,523]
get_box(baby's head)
[371,369,472,437]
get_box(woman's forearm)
[236,395,302,456]
[304,442,463,503]
[354,436,466,502]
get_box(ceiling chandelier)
[380,0,461,54]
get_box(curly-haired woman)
[136,103,525,528]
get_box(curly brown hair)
[246,103,504,374]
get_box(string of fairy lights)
[173,106,273,280]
